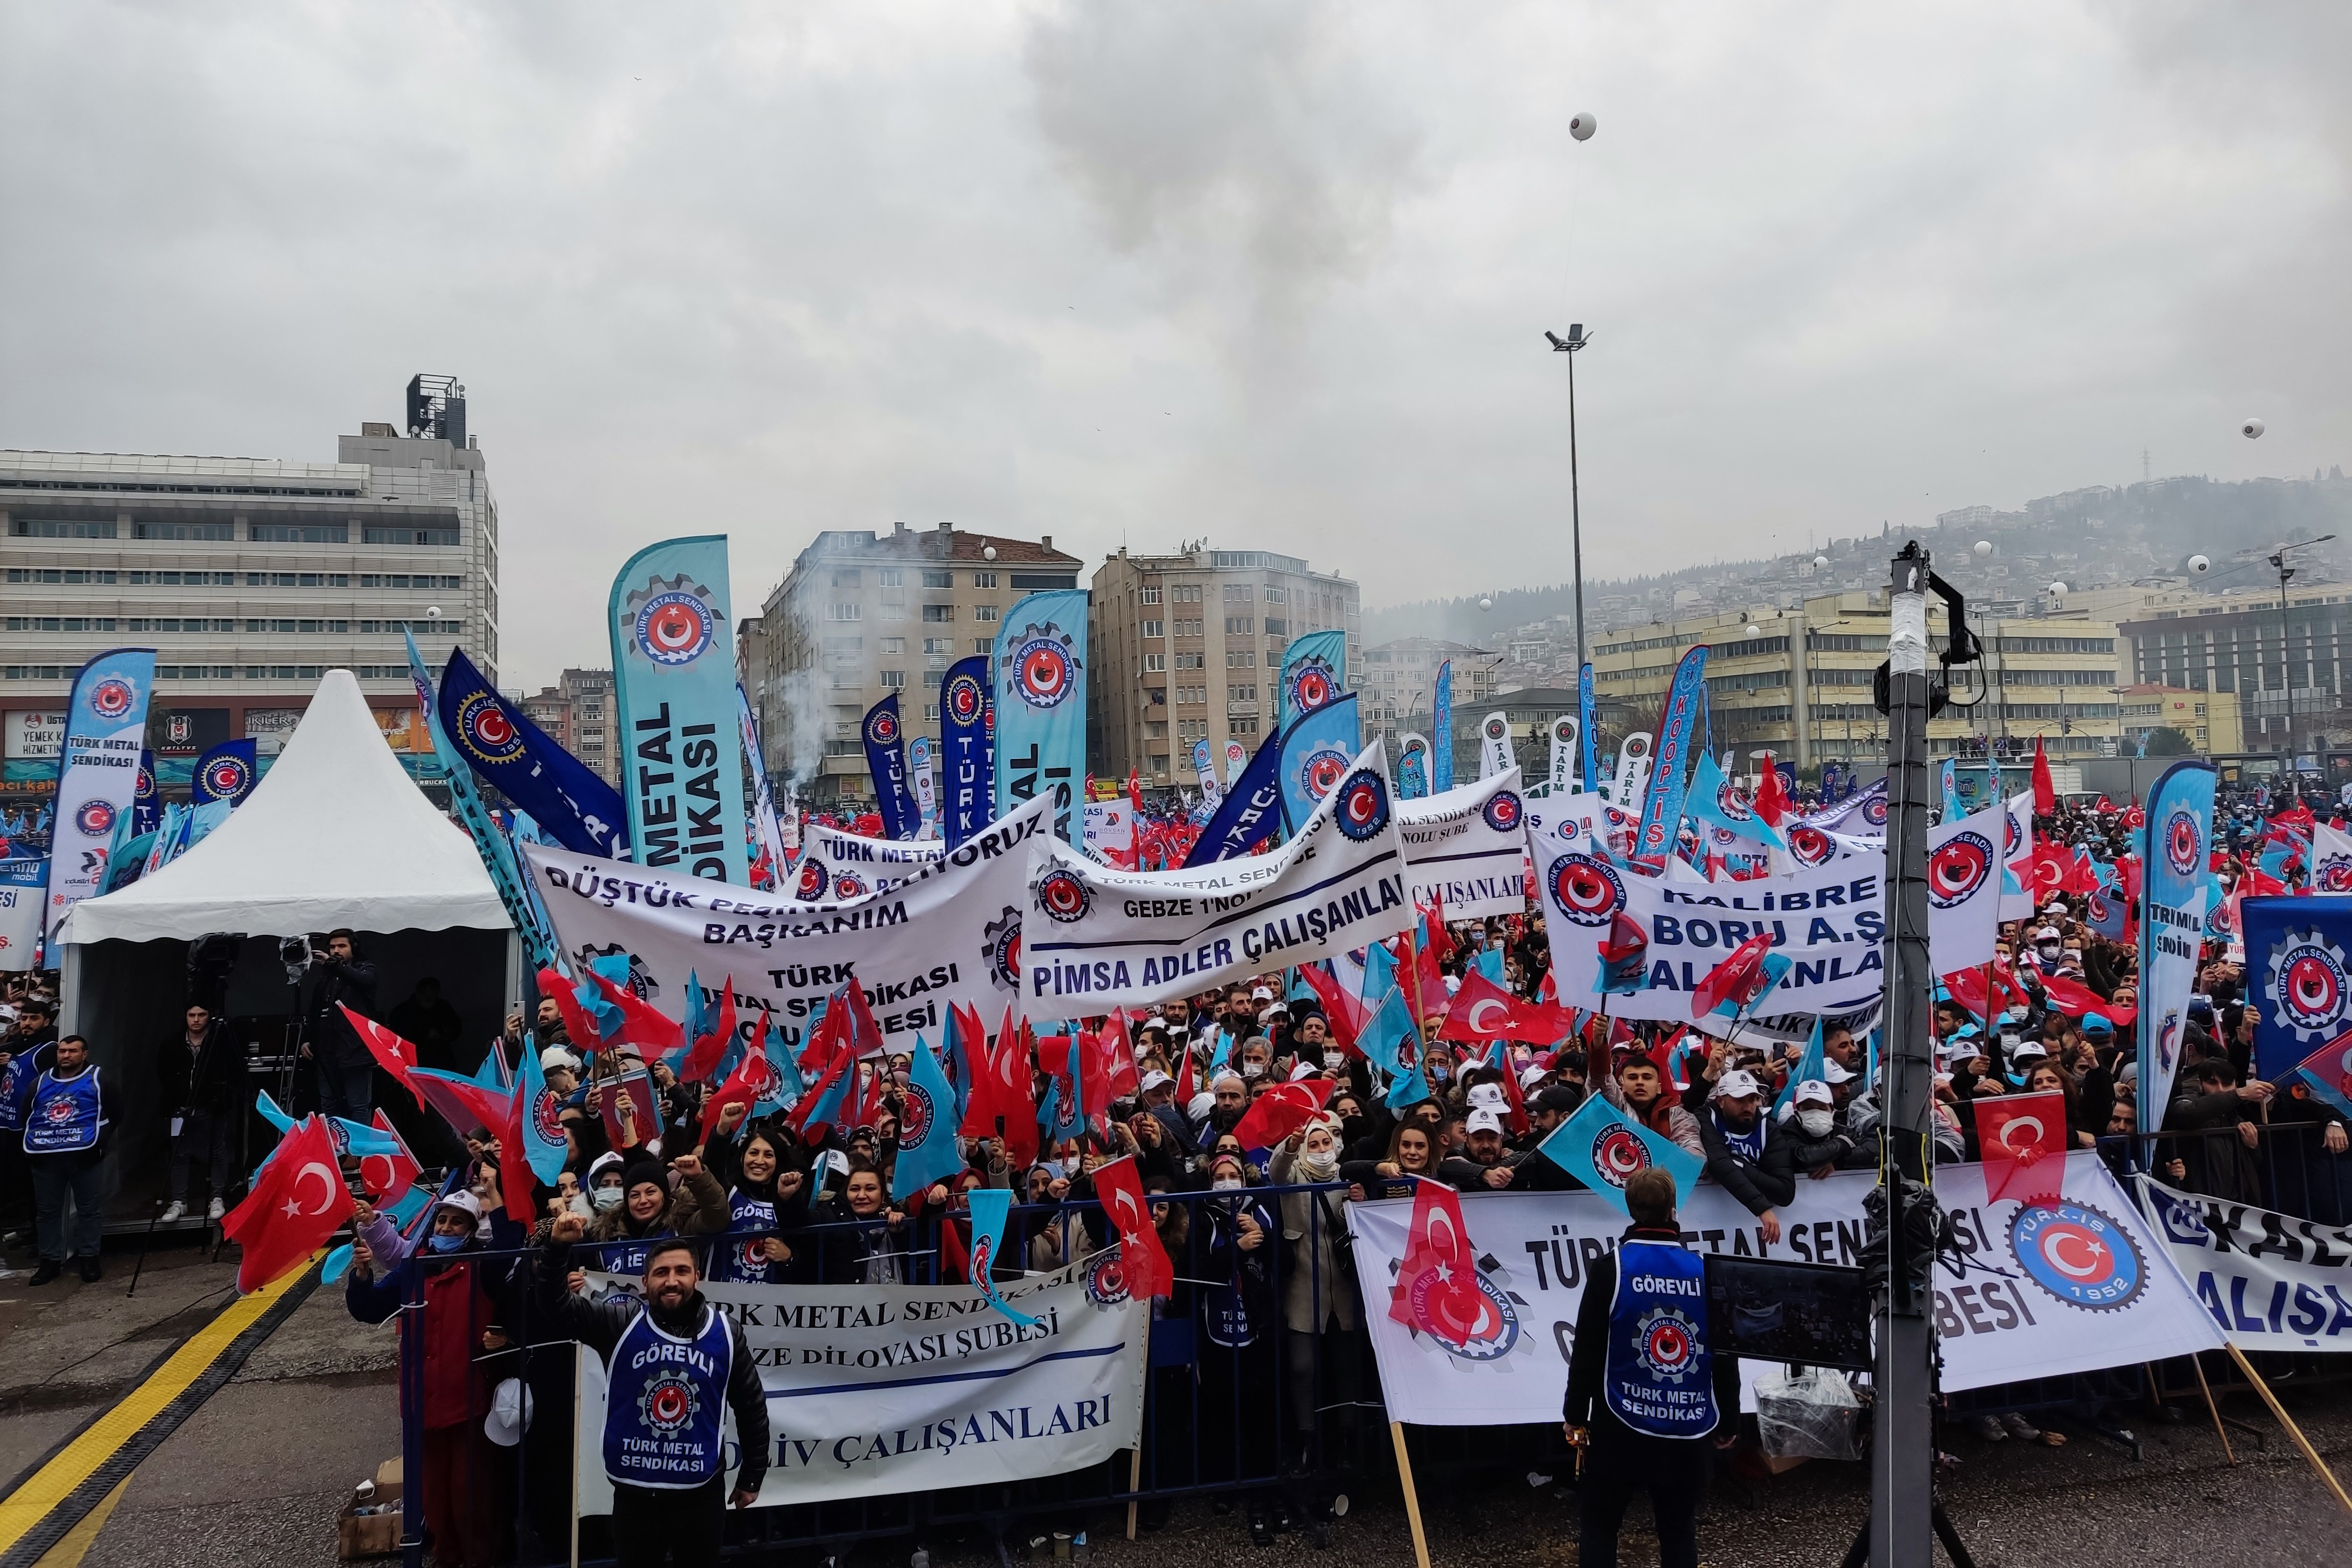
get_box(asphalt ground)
[5,1239,2350,1567]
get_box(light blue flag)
[518,1038,568,1183]
[1685,751,1785,850]
[1432,661,1455,793]
[46,646,156,932]
[1277,629,1348,731]
[609,535,749,883]
[993,589,1090,842]
[1475,945,1507,984]
[1774,1017,1826,1114]
[1578,663,1598,796]
[1277,693,1363,835]
[1633,646,1709,870]
[756,1019,804,1119]
[2138,760,2215,1132]
[938,1007,973,1125]
[1360,982,1434,1109]
[404,630,559,969]
[1396,738,1429,800]
[1536,1089,1706,1215]
[892,1033,965,1201]
[964,1188,1043,1327]
[1940,758,1960,823]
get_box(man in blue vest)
[540,1213,770,1567]
[0,999,59,1248]
[1562,1167,1740,1568]
[24,1033,111,1285]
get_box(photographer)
[299,930,379,1119]
[156,1003,242,1223]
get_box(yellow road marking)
[27,1478,127,1568]
[0,1259,313,1554]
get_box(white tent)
[65,668,511,943]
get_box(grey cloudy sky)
[3,1,2346,688]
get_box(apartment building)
[513,668,619,787]
[2120,584,2352,753]
[0,377,498,796]
[1088,546,1359,786]
[742,523,1083,808]
[2118,686,2242,754]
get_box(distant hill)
[1365,470,2352,646]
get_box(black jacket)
[303,955,379,1061]
[156,1024,243,1115]
[1564,1223,1742,1454]
[535,1243,771,1496]
[1696,1110,1796,1216]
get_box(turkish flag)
[1691,931,1776,1019]
[1230,1079,1335,1151]
[223,1115,355,1293]
[679,981,739,1083]
[2036,971,2136,1028]
[1297,962,1366,1055]
[1387,1176,1498,1354]
[2029,839,2069,902]
[359,1111,420,1206]
[1173,1032,1197,1107]
[1438,971,1576,1047]
[700,1032,770,1142]
[340,1007,419,1091]
[2032,737,2055,815]
[838,976,889,1058]
[1096,1010,1139,1102]
[1753,753,1790,833]
[582,969,686,1059]
[1091,1154,1172,1299]
[1973,1091,2067,1205]
[987,1009,1039,1168]
[535,969,605,1054]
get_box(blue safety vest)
[601,1303,735,1489]
[593,1233,661,1279]
[719,1189,778,1284]
[0,1046,45,1132]
[22,1065,101,1155]
[1602,1238,1718,1439]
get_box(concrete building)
[1588,592,2130,774]
[0,377,498,797]
[1088,546,1359,787]
[2118,685,2242,755]
[2119,584,2352,754]
[516,668,618,788]
[743,523,1082,808]
[1359,638,1499,761]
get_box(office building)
[1088,545,1359,787]
[0,376,499,795]
[2119,586,2352,754]
[518,667,619,788]
[2117,685,2242,755]
[742,523,1083,808]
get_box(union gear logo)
[867,707,899,747]
[1589,1125,1653,1189]
[203,755,253,799]
[637,1373,701,1434]
[75,800,116,838]
[2009,1201,2145,1313]
[2267,929,2351,1042]
[1927,831,1993,909]
[832,872,868,900]
[944,671,986,726]
[981,907,1023,992]
[1036,867,1093,924]
[1334,769,1391,840]
[89,678,135,720]
[1300,746,1350,803]
[1786,825,1834,866]
[898,1081,936,1146]
[1715,781,1754,823]
[1546,852,1624,927]
[1004,623,1080,711]
[1860,794,1889,828]
[2317,853,2352,894]
[533,1088,564,1144]
[794,857,830,901]
[1287,657,1336,717]
[1633,1306,1700,1381]
[455,691,526,765]
[2164,808,2201,877]
[1482,791,1522,833]
[1084,1252,1131,1306]
[627,574,719,667]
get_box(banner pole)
[2226,1340,2351,1514]
[1388,1422,1432,1568]
[572,1344,583,1568]
[1125,1448,1142,1541]
[2187,1354,2236,1465]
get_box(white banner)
[0,858,45,963]
[1021,740,1415,1012]
[1540,851,1886,1024]
[47,650,154,933]
[2136,1177,2352,1354]
[1926,801,2003,974]
[1083,800,1137,869]
[1347,1156,2219,1427]
[2,711,68,761]
[521,796,1050,1053]
[1396,768,1532,920]
[576,1255,1147,1511]
[790,823,947,902]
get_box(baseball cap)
[1822,1061,1855,1085]
[1466,1108,1505,1135]
[1519,1065,1548,1090]
[1793,1080,1834,1108]
[2033,926,2062,941]
[2080,1012,2113,1038]
[1258,1002,1290,1025]
[1139,1070,1173,1093]
[1466,1082,1508,1111]
[485,1377,535,1447]
[2010,1038,2050,1060]
[1713,1068,1763,1100]
[539,1047,580,1072]
[1535,1085,1581,1114]
[1251,985,1275,1002]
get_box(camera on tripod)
[279,935,313,987]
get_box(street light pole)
[1546,325,1593,675]
[2267,536,2337,773]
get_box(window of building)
[923,604,955,623]
[1222,584,1251,603]
[827,603,863,621]
[1174,653,1205,670]
[6,616,116,632]
[1174,618,1202,637]
[359,573,463,588]
[876,568,903,587]
[1010,573,1075,590]
[831,569,862,587]
[1140,586,1162,604]
[11,519,116,539]
[824,738,861,757]
[974,638,992,654]
[973,571,998,589]
[879,637,907,654]
[1225,650,1255,668]
[974,604,999,622]
[1170,584,1202,603]
[360,526,457,546]
[1144,653,1167,672]
[1140,620,1165,638]
[923,703,941,722]
[129,521,234,540]
[877,603,906,621]
[124,570,235,585]
[1232,717,1259,737]
[881,670,906,689]
[1264,586,1287,603]
[821,636,863,653]
[922,569,956,589]
[921,637,954,655]
[1263,618,1287,637]
[1225,617,1254,635]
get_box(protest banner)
[1395,768,1532,920]
[520,796,1051,1056]
[609,534,749,884]
[994,589,1089,842]
[1347,1155,2219,1427]
[789,824,948,904]
[576,1252,1147,1510]
[2137,1176,2352,1353]
[1022,740,1415,1012]
[45,647,155,933]
[2139,759,2215,1131]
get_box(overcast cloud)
[2,1,2345,687]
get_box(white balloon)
[2189,554,2212,575]
[1744,625,1763,638]
[2243,417,2266,439]
[1479,597,1494,611]
[1812,554,1829,570]
[1569,113,1596,142]
[1973,540,1993,557]
[983,544,998,560]
[2048,581,2069,596]
[426,606,443,619]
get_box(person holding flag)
[700,1110,804,1285]
[1563,1166,1740,1568]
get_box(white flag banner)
[1348,1155,2219,1428]
[1396,767,1532,920]
[576,1255,1147,1512]
[2136,1176,2352,1354]
[520,796,1050,1054]
[1022,739,1415,1012]
[1926,801,2004,974]
[787,823,949,902]
[1082,800,1137,870]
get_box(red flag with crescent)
[1091,1154,1171,1299]
[1387,1176,1503,1353]
[222,1115,355,1293]
[535,969,607,1054]
[1230,1078,1336,1151]
[1973,1089,2066,1205]
[582,969,686,1059]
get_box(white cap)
[2043,900,2068,914]
[1466,1108,1506,1135]
[1519,1065,1548,1090]
[2011,1038,2050,1060]
[1258,1002,1289,1025]
[1793,1080,1835,1108]
[435,1189,484,1222]
[485,1376,535,1447]
[1288,1059,1319,1082]
[1139,1070,1173,1093]
[1187,1092,1216,1123]
[1713,1068,1763,1100]
[1466,1082,1507,1111]
[587,1151,626,1184]
[1251,985,1275,1002]
[2033,926,2062,941]
[1821,1060,1855,1085]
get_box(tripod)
[1838,1500,1976,1568]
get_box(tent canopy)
[64,668,512,944]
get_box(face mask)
[1798,1109,1836,1138]
[1300,1149,1338,1179]
[1212,1177,1244,1192]
[1431,1065,1451,1082]
[592,1186,623,1212]
[1242,1062,1265,1079]
[2038,944,2061,961]
[2004,1006,2029,1023]
[1062,1155,1082,1175]
[1323,1051,1344,1069]
[427,1232,466,1253]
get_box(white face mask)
[2037,944,2062,961]
[1212,1176,1243,1192]
[591,1186,623,1212]
[1242,1062,1265,1079]
[1061,1155,1082,1175]
[1797,1109,1836,1138]
[1322,1051,1344,1069]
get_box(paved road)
[8,1242,2352,1567]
